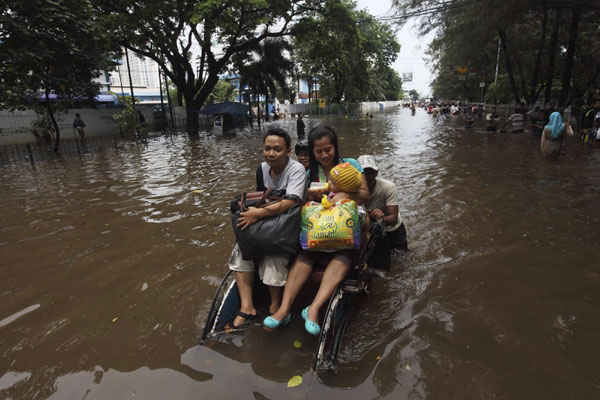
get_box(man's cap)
[357,155,378,171]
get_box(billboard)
[402,72,413,82]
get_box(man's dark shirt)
[73,118,86,128]
[297,117,305,137]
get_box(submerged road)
[1,108,600,399]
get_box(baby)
[327,162,363,202]
[326,163,369,232]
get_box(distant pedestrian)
[528,109,546,137]
[73,113,86,138]
[463,107,475,128]
[503,108,525,133]
[436,112,446,125]
[476,105,484,119]
[541,112,573,159]
[582,99,600,142]
[486,107,500,132]
[526,106,540,118]
[296,113,305,139]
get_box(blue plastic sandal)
[301,306,309,321]
[305,319,321,336]
[263,314,291,329]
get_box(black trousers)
[367,223,408,270]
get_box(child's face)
[297,149,310,169]
[327,177,340,192]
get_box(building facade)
[108,51,163,104]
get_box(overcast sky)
[355,0,433,97]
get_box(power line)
[363,0,476,24]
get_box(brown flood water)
[2,109,600,399]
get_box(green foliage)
[113,96,143,134]
[293,0,400,102]
[484,77,513,104]
[0,0,115,111]
[236,37,293,120]
[206,80,236,104]
[394,0,600,105]
[31,109,57,142]
[408,89,420,101]
[99,0,320,132]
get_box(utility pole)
[163,69,175,129]
[124,48,137,122]
[494,36,501,84]
[158,66,166,129]
[116,64,126,100]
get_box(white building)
[108,51,163,104]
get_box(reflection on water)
[1,109,600,399]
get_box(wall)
[287,103,311,115]
[357,101,403,113]
[0,108,123,146]
[0,100,406,146]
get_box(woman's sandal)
[263,314,291,329]
[302,306,320,335]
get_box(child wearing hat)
[326,162,370,232]
[327,162,363,203]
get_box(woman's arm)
[565,122,574,136]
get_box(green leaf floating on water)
[293,340,302,349]
[287,375,303,388]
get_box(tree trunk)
[185,106,199,135]
[255,87,261,127]
[498,30,520,104]
[544,8,561,105]
[45,89,61,153]
[265,86,270,122]
[308,76,312,116]
[177,88,183,107]
[558,7,580,107]
[528,11,548,104]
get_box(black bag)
[231,192,302,260]
[230,188,285,214]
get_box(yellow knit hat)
[330,163,362,192]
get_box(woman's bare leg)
[270,259,312,321]
[307,259,351,323]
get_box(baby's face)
[327,178,340,192]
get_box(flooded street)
[2,108,600,399]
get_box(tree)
[206,80,236,105]
[392,0,600,107]
[408,89,420,101]
[100,0,319,135]
[0,0,115,152]
[294,0,400,102]
[237,38,293,122]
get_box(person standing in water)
[463,106,475,128]
[486,107,500,132]
[73,113,86,138]
[296,113,305,140]
[541,112,573,159]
